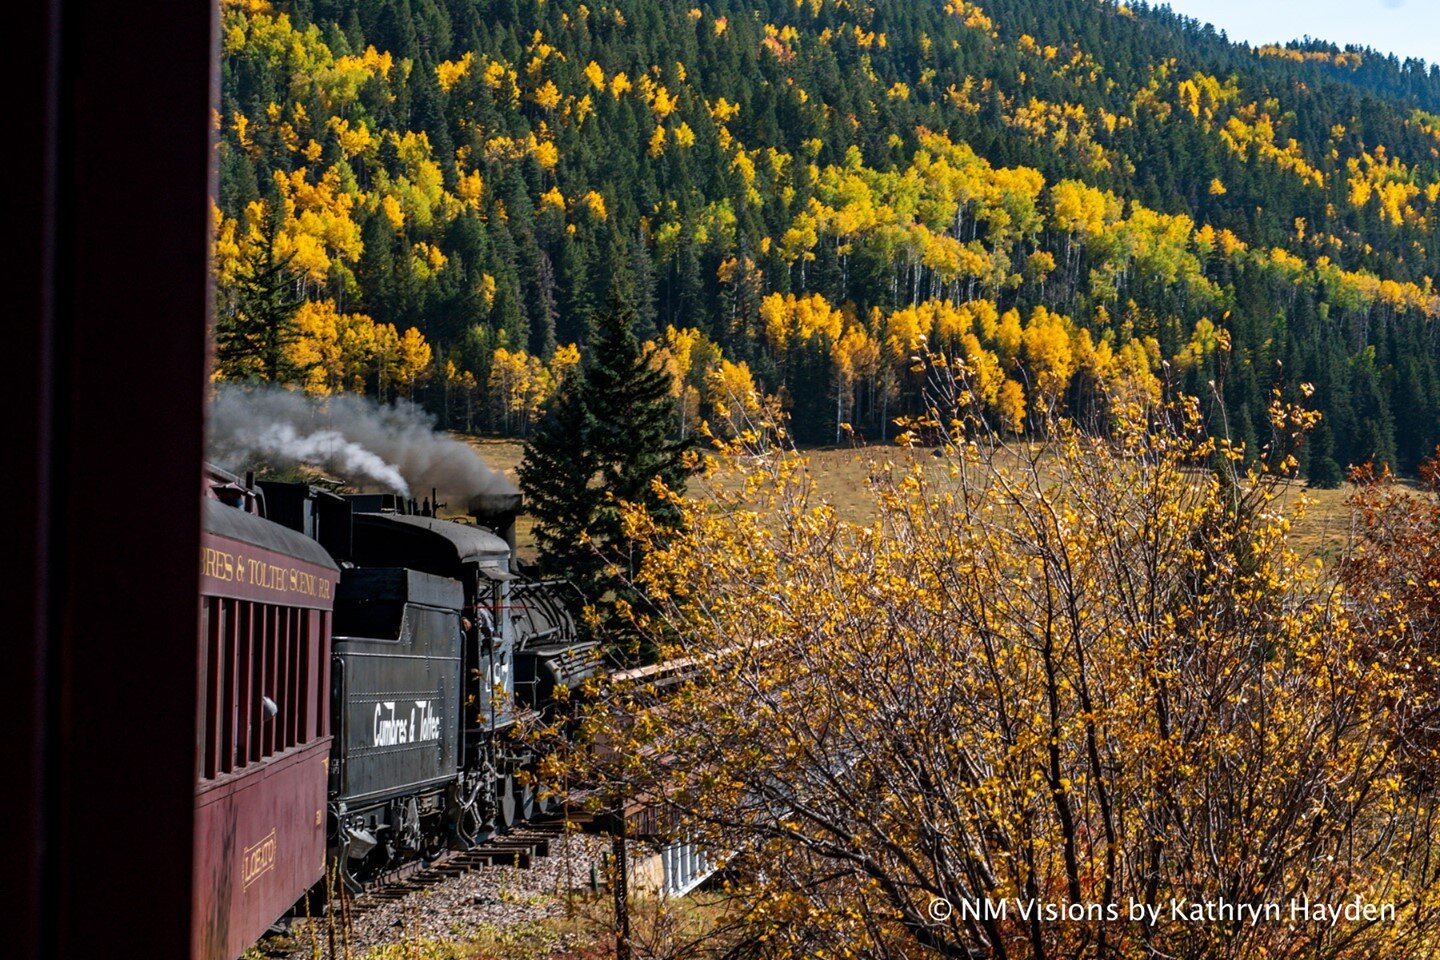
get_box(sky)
[1157,0,1440,67]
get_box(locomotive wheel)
[424,823,448,861]
[496,774,517,832]
[396,798,422,855]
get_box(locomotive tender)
[196,467,600,959]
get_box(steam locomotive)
[194,467,601,960]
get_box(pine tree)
[1305,419,1345,489]
[556,229,593,345]
[215,207,301,382]
[519,375,601,586]
[520,285,692,656]
[584,288,691,537]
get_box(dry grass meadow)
[464,436,1358,567]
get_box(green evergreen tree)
[520,285,693,657]
[584,287,691,539]
[556,229,593,345]
[215,208,301,382]
[1305,420,1345,489]
[519,374,602,587]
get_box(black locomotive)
[257,479,601,891]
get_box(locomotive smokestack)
[469,491,523,567]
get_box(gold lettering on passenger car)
[200,547,236,582]
[241,828,278,889]
[202,544,335,600]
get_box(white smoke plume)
[209,384,516,504]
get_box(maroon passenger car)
[193,471,339,960]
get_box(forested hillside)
[216,0,1440,480]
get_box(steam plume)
[209,384,516,503]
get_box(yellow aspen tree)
[996,377,1026,432]
[704,358,761,438]
[547,343,582,389]
[832,324,880,441]
[487,346,531,434]
[1020,305,1076,405]
[391,327,433,398]
[286,298,345,394]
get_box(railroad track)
[342,818,572,919]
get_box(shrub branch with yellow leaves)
[544,366,1440,960]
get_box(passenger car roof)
[202,497,339,571]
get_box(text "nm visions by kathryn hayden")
[927,896,1398,927]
